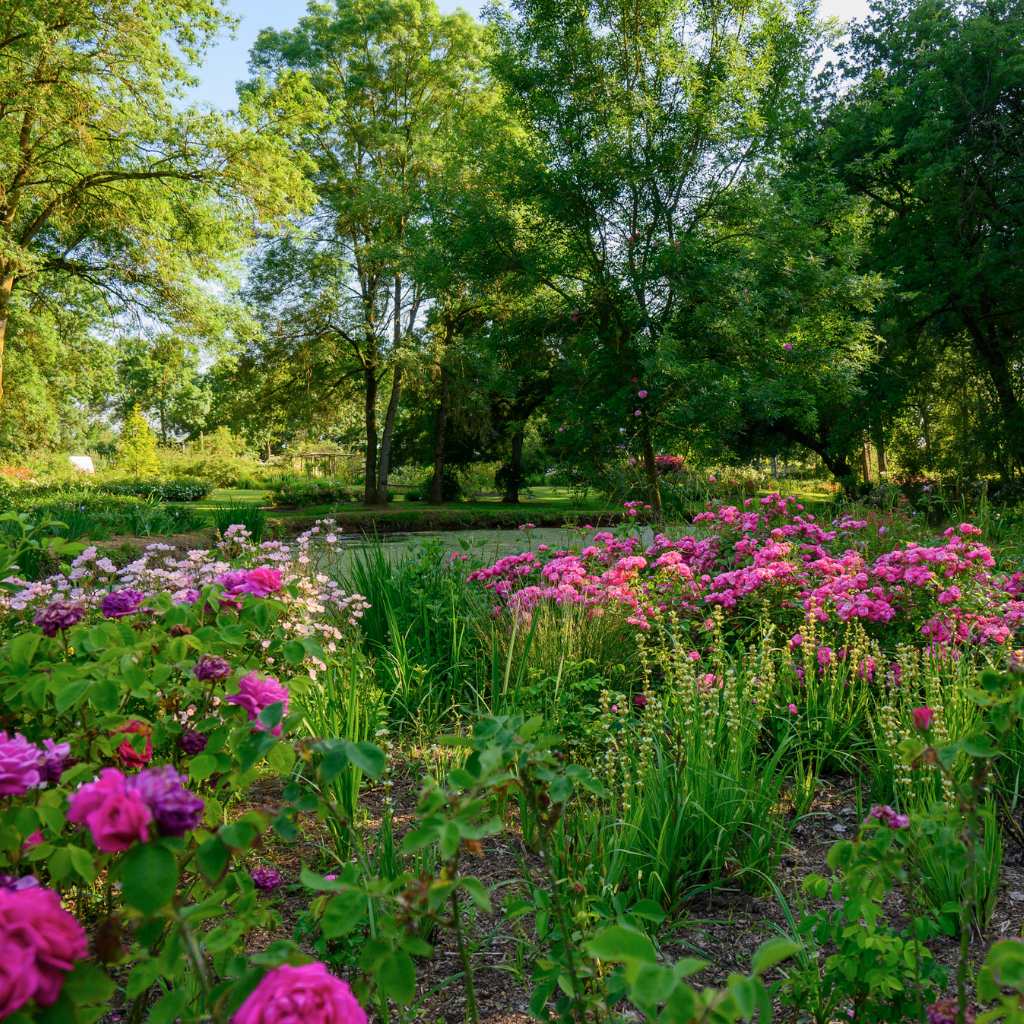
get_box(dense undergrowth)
[3,497,1024,1022]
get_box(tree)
[0,0,308,408]
[240,0,493,504]
[116,335,211,443]
[817,0,1024,474]
[117,405,160,477]
[486,0,828,511]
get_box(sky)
[186,0,872,111]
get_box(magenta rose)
[232,962,367,1024]
[241,567,283,598]
[227,673,290,736]
[68,768,151,853]
[0,731,43,796]
[0,886,89,1011]
[0,938,34,1018]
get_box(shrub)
[267,479,355,507]
[99,477,213,501]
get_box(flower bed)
[471,494,1021,660]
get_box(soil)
[232,764,1024,1024]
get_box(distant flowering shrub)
[470,494,1020,656]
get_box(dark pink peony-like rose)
[227,673,290,736]
[68,768,151,852]
[0,886,89,1012]
[231,962,366,1024]
[241,567,283,598]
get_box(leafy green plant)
[210,500,269,543]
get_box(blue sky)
[186,0,872,111]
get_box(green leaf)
[62,962,116,1005]
[120,843,178,915]
[149,987,189,1024]
[459,876,492,912]
[282,640,306,665]
[345,741,385,780]
[256,701,284,732]
[188,753,218,781]
[322,891,367,938]
[126,959,163,999]
[374,949,416,1006]
[68,844,98,883]
[267,742,296,773]
[89,679,120,712]
[750,937,800,975]
[55,678,90,715]
[629,899,668,925]
[196,837,231,884]
[585,925,657,964]
[319,747,349,782]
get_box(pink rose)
[232,962,367,1024]
[912,707,935,732]
[0,886,89,1011]
[115,721,153,768]
[0,938,35,1018]
[67,768,128,823]
[242,568,283,598]
[85,789,151,853]
[227,673,290,736]
[68,769,151,852]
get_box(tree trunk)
[363,367,379,505]
[876,424,888,475]
[502,428,525,504]
[375,366,402,505]
[429,365,450,505]
[770,455,778,479]
[0,271,13,407]
[861,444,872,484]
[640,421,663,518]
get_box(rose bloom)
[912,707,935,732]
[227,673,290,736]
[32,600,85,637]
[194,654,232,682]
[0,732,42,796]
[68,768,152,853]
[100,588,146,620]
[127,766,204,837]
[115,720,153,768]
[241,567,283,598]
[0,886,89,1016]
[232,962,367,1024]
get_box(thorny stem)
[452,884,480,1024]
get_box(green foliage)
[209,501,269,544]
[116,406,160,478]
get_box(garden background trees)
[0,0,307,419]
[238,0,494,504]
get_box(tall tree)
[818,0,1024,474]
[0,0,307,408]
[116,334,211,443]
[240,0,493,504]
[487,0,827,511]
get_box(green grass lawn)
[190,482,836,529]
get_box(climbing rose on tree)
[231,962,367,1024]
